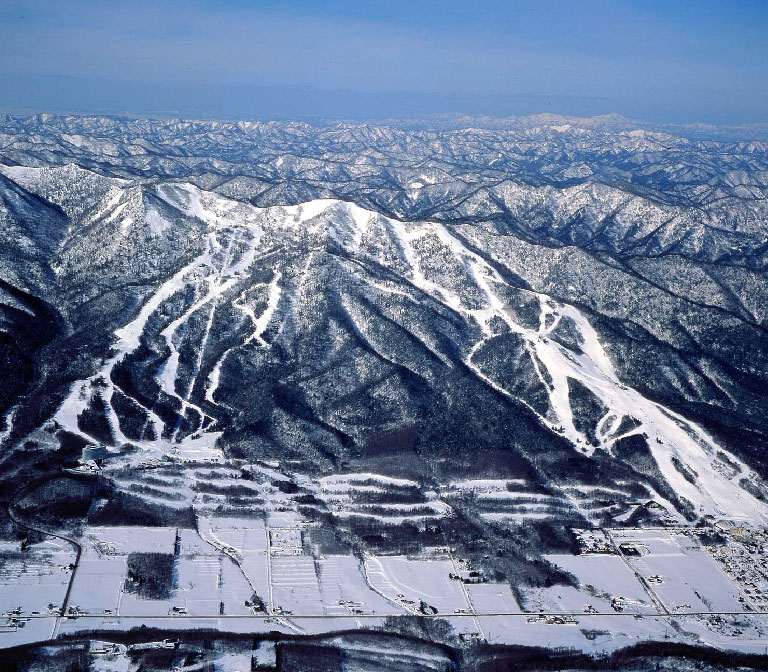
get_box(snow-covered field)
[5,522,768,653]
[537,554,655,614]
[0,539,73,620]
[364,555,469,615]
[609,529,746,613]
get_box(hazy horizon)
[1,0,767,125]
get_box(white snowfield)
[319,473,420,489]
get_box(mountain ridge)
[0,168,766,528]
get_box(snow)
[5,524,768,654]
[319,473,419,489]
[118,216,133,234]
[253,641,276,668]
[205,356,226,404]
[233,270,283,349]
[68,558,124,614]
[7,185,768,653]
[0,164,44,186]
[315,555,394,616]
[270,555,324,615]
[386,214,768,522]
[287,199,334,223]
[144,207,170,235]
[539,554,655,613]
[0,405,18,448]
[475,492,553,502]
[540,304,768,522]
[364,556,469,616]
[55,188,763,523]
[0,539,73,615]
[84,527,177,555]
[609,529,746,614]
[448,479,526,491]
[50,182,274,468]
[324,204,768,522]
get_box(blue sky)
[1,0,767,123]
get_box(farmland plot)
[539,554,656,614]
[611,529,745,613]
[0,539,74,617]
[364,556,469,615]
[316,555,394,616]
[270,555,324,615]
[197,517,271,602]
[68,557,124,615]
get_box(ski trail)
[206,270,283,404]
[163,232,237,441]
[167,225,265,440]
[38,192,768,523]
[249,271,283,346]
[380,216,768,522]
[236,270,283,347]
[0,405,18,447]
[51,183,267,452]
[168,299,218,442]
[563,305,765,520]
[52,243,214,448]
[205,356,227,405]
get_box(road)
[5,472,84,637]
[7,610,768,619]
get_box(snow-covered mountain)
[1,113,768,566]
